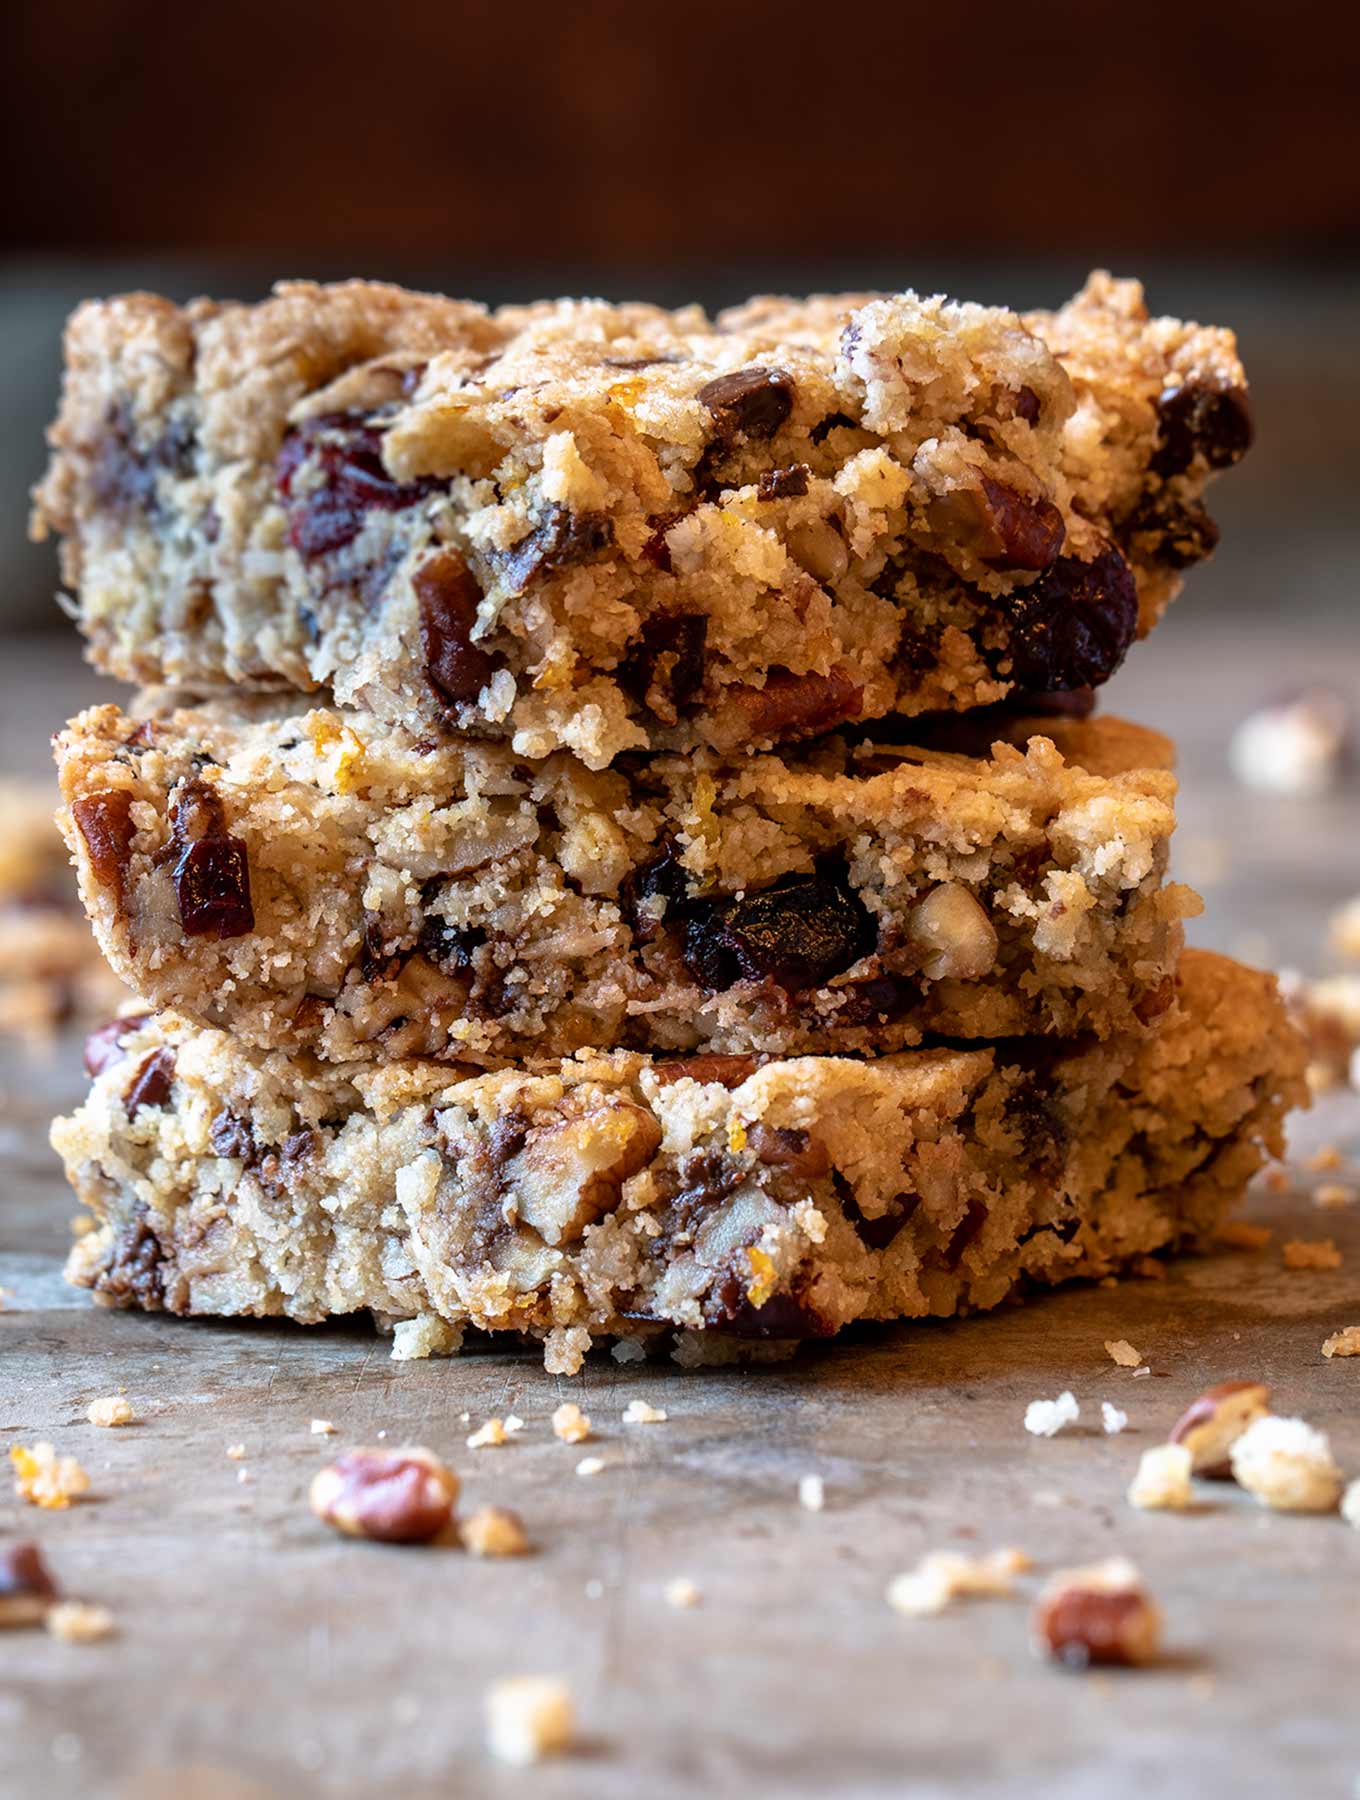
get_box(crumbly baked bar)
[55,696,1195,1063]
[33,273,1249,768]
[0,779,123,1039]
[55,951,1306,1372]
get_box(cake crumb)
[1127,1443,1193,1511]
[1321,1326,1360,1358]
[1329,895,1360,959]
[1105,1340,1142,1369]
[225,1443,246,1460]
[664,1577,701,1609]
[1342,1480,1360,1530]
[461,1506,530,1558]
[310,1419,336,1436]
[11,1443,91,1510]
[1314,1184,1357,1210]
[484,1676,575,1766]
[1262,1166,1293,1196]
[1101,1402,1129,1435]
[576,1456,606,1477]
[1304,1145,1345,1173]
[85,1396,134,1429]
[551,1402,591,1444]
[1282,1238,1343,1271]
[467,1418,509,1450]
[45,1601,115,1644]
[622,1399,668,1424]
[798,1473,826,1512]
[887,1548,1031,1618]
[503,1414,526,1436]
[1216,1220,1273,1250]
[1230,1415,1342,1512]
[237,1467,253,1485]
[1024,1392,1079,1437]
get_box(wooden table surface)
[3,623,1359,1800]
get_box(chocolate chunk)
[619,842,690,945]
[756,464,811,501]
[706,1273,833,1339]
[83,1012,151,1078]
[413,549,498,706]
[619,613,708,718]
[943,1198,988,1269]
[809,410,858,444]
[747,1123,831,1180]
[836,1175,919,1251]
[1124,494,1220,570]
[71,790,137,899]
[1152,382,1253,477]
[682,865,877,993]
[124,1048,175,1117]
[277,411,441,560]
[94,1214,165,1310]
[994,547,1138,691]
[697,367,795,443]
[90,400,194,519]
[497,504,615,594]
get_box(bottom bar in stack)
[57,951,1304,1374]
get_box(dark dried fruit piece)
[994,548,1138,691]
[757,464,811,501]
[277,411,441,560]
[414,549,498,706]
[90,400,194,520]
[705,1273,834,1339]
[0,1542,60,1626]
[747,1124,831,1180]
[497,504,615,594]
[1123,495,1220,570]
[124,1048,175,1117]
[416,915,484,975]
[93,1214,165,1309]
[698,367,796,444]
[830,974,918,1028]
[930,477,1065,573]
[619,613,708,719]
[173,838,254,939]
[209,1109,257,1161]
[71,790,137,899]
[1152,382,1253,477]
[619,843,690,944]
[83,1013,151,1078]
[682,866,876,993]
[835,1174,919,1251]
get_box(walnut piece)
[1031,1559,1161,1668]
[1168,1379,1272,1476]
[308,1445,459,1542]
[484,1675,575,1766]
[1322,1327,1360,1358]
[508,1104,662,1246]
[907,883,998,981]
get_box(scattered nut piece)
[10,1444,91,1510]
[1303,1145,1345,1173]
[551,1402,591,1444]
[461,1506,530,1558]
[887,1548,1031,1618]
[309,1445,459,1543]
[0,1542,59,1627]
[236,1467,253,1486]
[1314,1184,1357,1210]
[467,1418,509,1450]
[485,1676,575,1766]
[1169,1379,1272,1476]
[622,1399,668,1424]
[310,1419,336,1436]
[1282,1238,1343,1271]
[1216,1220,1273,1250]
[575,1456,606,1477]
[1322,1326,1360,1358]
[1230,1415,1342,1513]
[45,1601,116,1644]
[1024,1392,1079,1438]
[225,1443,246,1460]
[1105,1340,1142,1369]
[1342,1480,1360,1530]
[664,1577,701,1609]
[1127,1443,1193,1511]
[907,882,998,980]
[798,1473,826,1512]
[1032,1559,1161,1668]
[1101,1403,1129,1436]
[1262,1166,1293,1196]
[85,1395,134,1429]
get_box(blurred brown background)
[4,0,1360,629]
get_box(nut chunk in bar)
[55,697,1196,1064]
[33,273,1250,766]
[55,952,1306,1373]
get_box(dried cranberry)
[414,550,498,706]
[994,548,1138,691]
[496,505,615,593]
[1124,494,1220,570]
[697,367,796,443]
[124,1048,175,1117]
[83,1013,151,1078]
[1151,382,1253,477]
[277,411,441,560]
[417,915,484,974]
[619,843,689,945]
[94,1215,165,1309]
[619,613,708,716]
[831,974,918,1027]
[71,790,137,898]
[756,464,811,500]
[682,866,876,993]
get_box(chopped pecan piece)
[1032,1559,1162,1668]
[507,1104,662,1245]
[123,1048,175,1117]
[309,1446,459,1543]
[707,666,864,752]
[71,790,137,901]
[930,477,1065,572]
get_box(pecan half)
[309,1446,459,1543]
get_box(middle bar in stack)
[56,699,1197,1064]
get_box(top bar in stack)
[33,273,1249,768]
